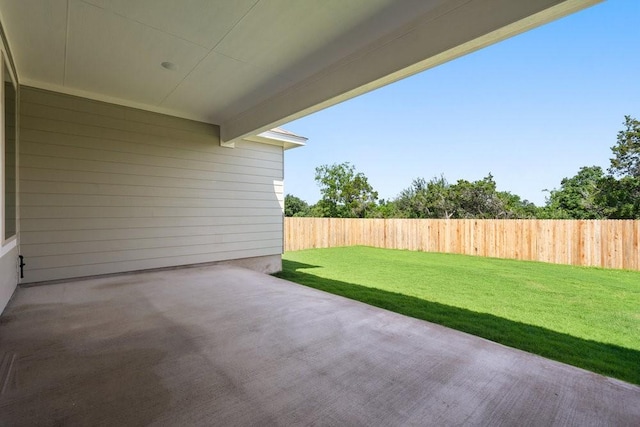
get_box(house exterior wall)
[0,245,17,312]
[19,87,284,284]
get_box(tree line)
[285,116,640,220]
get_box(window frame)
[1,49,18,246]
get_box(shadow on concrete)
[275,259,640,386]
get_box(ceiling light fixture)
[161,61,178,71]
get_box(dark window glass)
[4,60,16,240]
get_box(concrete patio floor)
[0,265,638,426]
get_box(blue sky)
[283,0,640,207]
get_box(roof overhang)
[0,0,601,146]
[244,128,307,151]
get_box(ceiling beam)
[220,0,601,146]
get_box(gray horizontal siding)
[24,247,282,283]
[20,215,282,232]
[19,87,284,283]
[21,224,281,245]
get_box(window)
[3,57,16,240]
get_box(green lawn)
[274,246,640,385]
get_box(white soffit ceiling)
[0,0,601,144]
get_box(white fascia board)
[220,0,602,145]
[244,129,307,151]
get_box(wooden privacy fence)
[284,218,640,270]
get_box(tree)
[595,175,640,219]
[544,166,606,219]
[395,176,454,218]
[314,162,378,218]
[369,199,401,218]
[284,194,310,217]
[394,174,536,219]
[496,192,541,219]
[609,116,640,178]
[541,117,640,219]
[450,174,506,219]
